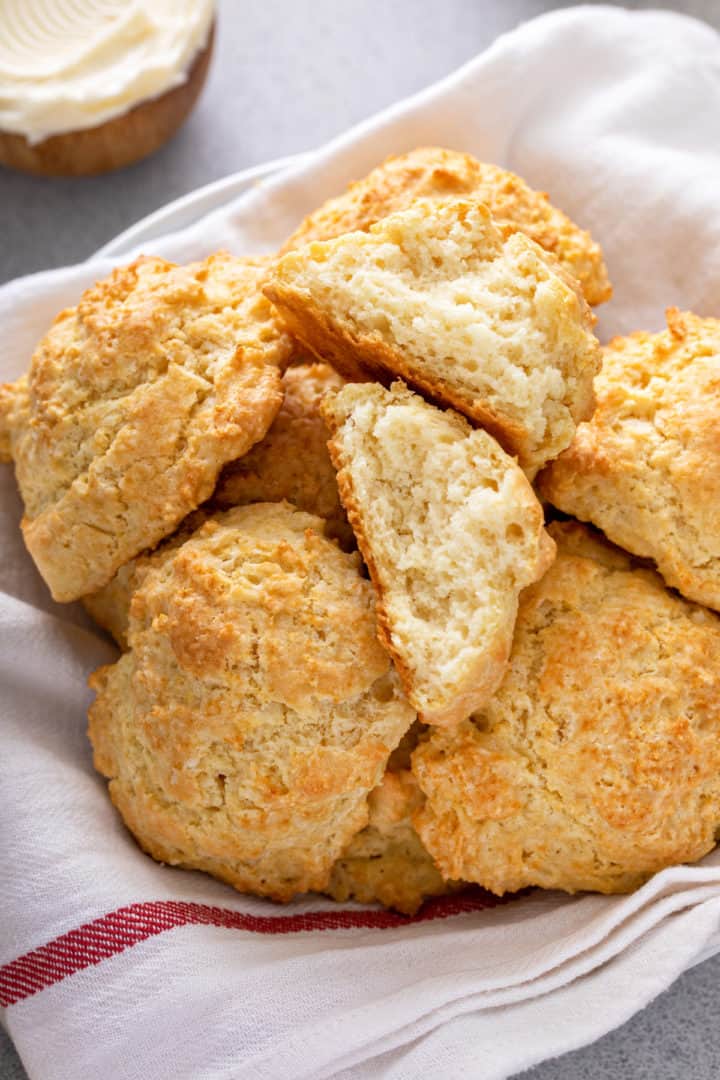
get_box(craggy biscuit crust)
[326,766,452,914]
[82,509,209,649]
[0,378,22,462]
[7,252,291,600]
[540,310,720,610]
[413,522,720,895]
[213,362,353,548]
[282,147,611,306]
[84,363,352,647]
[88,503,415,901]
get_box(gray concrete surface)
[2,1,719,1076]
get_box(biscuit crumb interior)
[324,382,553,722]
[273,198,599,470]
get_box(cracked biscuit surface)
[412,522,720,896]
[326,725,456,914]
[88,503,415,902]
[268,198,601,475]
[0,378,20,462]
[82,509,209,649]
[84,362,352,648]
[213,361,352,548]
[3,252,290,601]
[322,381,555,725]
[326,766,451,914]
[282,147,611,306]
[539,309,720,611]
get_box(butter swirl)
[0,0,214,143]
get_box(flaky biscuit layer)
[268,198,601,474]
[322,381,555,725]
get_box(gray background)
[1,1,719,1076]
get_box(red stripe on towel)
[0,889,506,1006]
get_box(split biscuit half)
[321,381,555,726]
[268,197,601,475]
[283,146,611,306]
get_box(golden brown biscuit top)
[212,362,352,547]
[130,502,388,714]
[10,252,291,520]
[539,309,720,609]
[412,522,720,893]
[595,309,720,418]
[499,521,720,828]
[88,502,415,902]
[0,378,20,463]
[282,147,611,306]
[81,508,211,649]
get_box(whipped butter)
[0,0,214,144]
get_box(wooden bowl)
[0,23,215,178]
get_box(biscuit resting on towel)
[540,309,720,611]
[88,503,414,901]
[413,522,720,895]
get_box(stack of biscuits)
[3,148,720,914]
